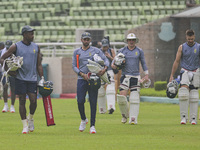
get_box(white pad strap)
[129,91,140,124]
[117,94,129,118]
[178,87,189,120]
[189,89,199,122]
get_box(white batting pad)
[87,59,110,84]
[117,94,129,118]
[106,81,116,110]
[189,89,199,123]
[98,86,106,114]
[129,91,140,124]
[178,87,189,120]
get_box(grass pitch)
[0,98,200,150]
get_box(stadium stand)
[0,0,189,43]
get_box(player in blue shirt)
[72,32,109,134]
[112,33,149,125]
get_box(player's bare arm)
[169,45,182,82]
[37,46,44,78]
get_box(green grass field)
[1,98,200,150]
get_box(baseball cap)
[5,40,13,49]
[21,25,35,35]
[101,39,109,47]
[81,32,91,39]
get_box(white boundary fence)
[37,42,126,57]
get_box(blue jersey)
[117,46,148,76]
[181,42,200,71]
[15,41,39,81]
[101,48,112,71]
[72,46,109,79]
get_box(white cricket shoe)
[181,118,186,124]
[129,117,137,125]
[121,117,127,124]
[191,120,196,125]
[89,126,96,134]
[22,127,29,134]
[10,105,15,113]
[28,119,34,132]
[79,118,88,132]
[2,105,9,113]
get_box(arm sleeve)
[72,50,80,75]
[140,50,148,72]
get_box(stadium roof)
[171,6,200,18]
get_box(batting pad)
[43,95,56,126]
[117,94,129,118]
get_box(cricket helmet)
[39,81,53,97]
[166,80,178,98]
[126,33,139,43]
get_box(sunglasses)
[127,39,136,41]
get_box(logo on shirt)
[89,52,91,56]
[194,49,197,53]
[135,52,138,56]
[33,49,36,53]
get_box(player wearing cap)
[97,38,116,114]
[72,32,109,134]
[112,33,149,125]
[0,25,44,134]
[1,40,16,113]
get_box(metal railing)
[37,42,126,57]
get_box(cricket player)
[98,38,116,114]
[1,40,16,113]
[169,29,200,125]
[72,32,109,134]
[112,33,149,124]
[0,25,44,134]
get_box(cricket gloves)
[38,76,45,87]
[113,53,125,70]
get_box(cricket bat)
[42,95,56,126]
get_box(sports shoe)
[2,105,9,113]
[79,118,88,132]
[121,117,127,124]
[109,108,114,114]
[89,126,96,134]
[99,108,106,114]
[10,105,15,113]
[22,127,29,134]
[191,119,196,125]
[28,119,34,132]
[129,117,137,125]
[181,118,186,124]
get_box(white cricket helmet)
[126,33,139,43]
